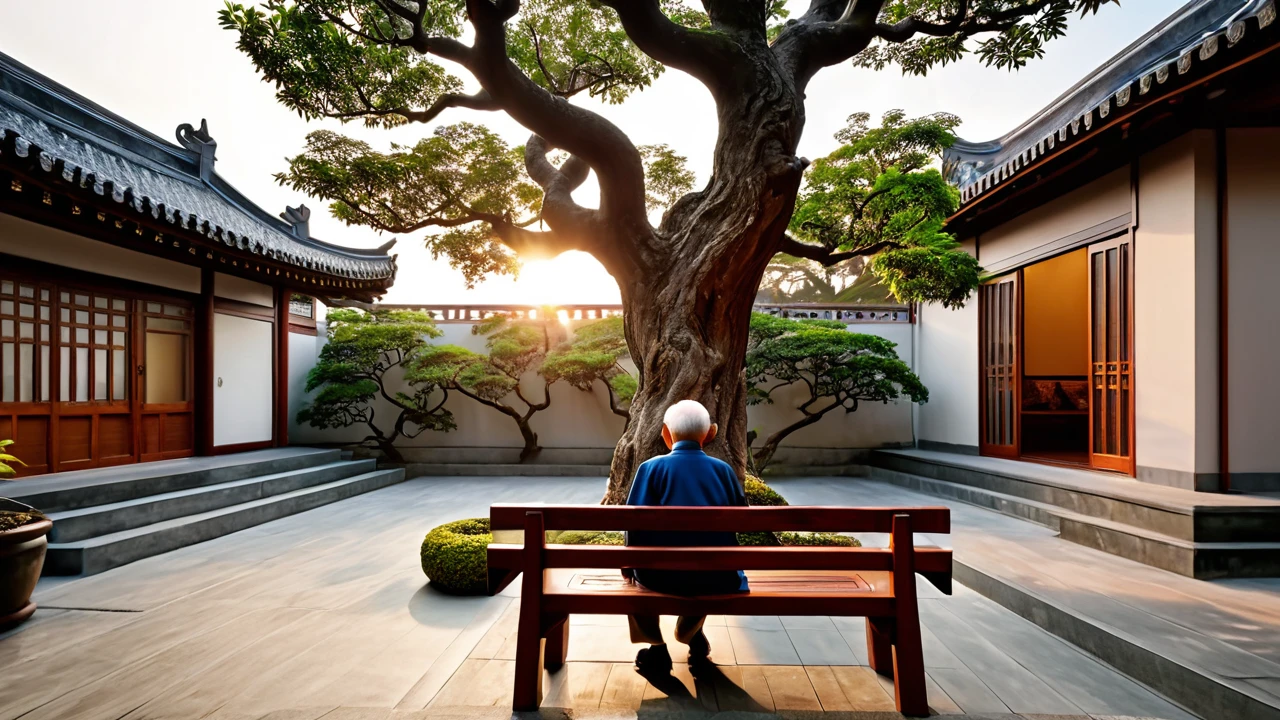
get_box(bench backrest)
[486,504,953,596]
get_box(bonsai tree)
[298,308,455,462]
[745,313,927,471]
[222,0,1116,500]
[543,316,636,428]
[410,313,563,461]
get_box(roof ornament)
[281,203,311,239]
[175,119,217,182]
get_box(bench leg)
[544,614,569,670]
[891,613,928,717]
[866,617,894,677]
[513,624,545,711]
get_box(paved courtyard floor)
[2,476,1199,719]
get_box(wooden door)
[979,274,1020,459]
[1088,237,1135,474]
[55,288,135,470]
[137,299,196,462]
[0,278,55,475]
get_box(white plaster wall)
[214,272,274,307]
[1134,131,1219,478]
[214,312,274,446]
[1226,129,1280,475]
[914,241,979,449]
[288,318,916,452]
[979,167,1130,268]
[0,211,200,293]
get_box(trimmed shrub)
[420,518,491,595]
[778,531,859,547]
[738,476,858,547]
[553,530,624,545]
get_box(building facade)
[917,0,1280,493]
[0,52,396,476]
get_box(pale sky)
[0,0,1186,304]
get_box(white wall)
[1134,131,1219,486]
[914,240,979,450]
[214,313,274,446]
[1226,129,1280,480]
[288,318,916,454]
[0,211,200,293]
[214,272,274,307]
[979,167,1130,268]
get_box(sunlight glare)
[514,252,621,305]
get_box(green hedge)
[739,475,859,548]
[552,530,624,545]
[420,518,492,595]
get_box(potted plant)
[0,441,49,630]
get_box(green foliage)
[543,317,635,420]
[746,313,927,470]
[638,144,696,216]
[0,439,24,479]
[551,530,625,545]
[420,518,491,595]
[855,1,1119,76]
[777,531,859,547]
[743,475,788,507]
[789,110,979,309]
[298,309,454,459]
[219,1,466,127]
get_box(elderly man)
[624,399,749,674]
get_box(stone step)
[6,448,344,513]
[406,463,609,477]
[759,464,865,477]
[44,468,405,576]
[871,449,1280,543]
[45,459,378,543]
[869,464,1280,578]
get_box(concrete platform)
[870,449,1280,578]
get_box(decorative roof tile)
[0,52,396,286]
[944,0,1277,207]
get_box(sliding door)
[979,274,1020,459]
[1088,237,1135,474]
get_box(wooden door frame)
[1086,233,1137,476]
[978,272,1021,460]
[207,293,282,456]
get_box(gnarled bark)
[604,38,806,502]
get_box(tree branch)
[778,235,892,267]
[597,0,736,90]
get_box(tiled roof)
[0,52,396,284]
[944,0,1278,206]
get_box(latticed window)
[0,280,53,403]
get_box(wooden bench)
[487,503,952,716]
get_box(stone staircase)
[4,448,403,576]
[868,448,1280,578]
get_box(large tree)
[223,0,1115,501]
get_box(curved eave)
[945,0,1278,221]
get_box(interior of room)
[1019,248,1091,467]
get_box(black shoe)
[635,644,673,674]
[687,631,711,660]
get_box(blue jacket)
[625,440,749,595]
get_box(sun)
[513,251,622,306]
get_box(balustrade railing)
[374,302,913,324]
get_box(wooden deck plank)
[725,627,801,665]
[429,658,512,707]
[926,666,1010,714]
[924,672,965,715]
[640,664,707,711]
[468,600,519,660]
[598,663,647,709]
[542,661,611,709]
[828,666,896,711]
[804,666,854,711]
[786,627,859,665]
[394,596,513,710]
[759,665,822,711]
[708,665,773,712]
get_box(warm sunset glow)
[511,251,622,305]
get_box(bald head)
[662,400,715,446]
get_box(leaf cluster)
[409,314,563,404]
[219,0,465,127]
[542,317,635,403]
[855,1,1119,76]
[788,110,980,308]
[745,312,928,413]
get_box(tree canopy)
[298,308,454,462]
[543,316,636,426]
[223,0,1119,495]
[746,312,926,470]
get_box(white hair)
[663,400,712,441]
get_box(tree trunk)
[375,438,406,464]
[752,408,831,473]
[604,46,805,502]
[516,417,541,463]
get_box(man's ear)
[703,423,718,446]
[661,425,674,450]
